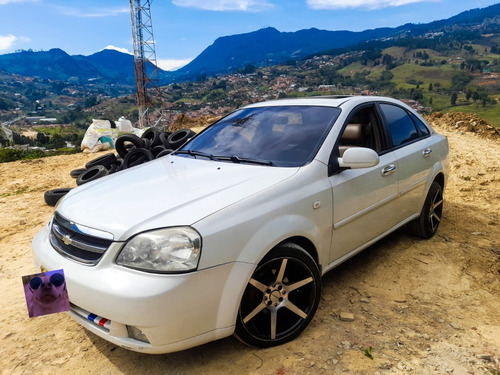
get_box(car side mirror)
[338,147,379,169]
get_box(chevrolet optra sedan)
[32,96,449,353]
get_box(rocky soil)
[0,113,499,375]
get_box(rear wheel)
[407,181,443,239]
[235,243,321,348]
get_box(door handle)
[423,148,432,157]
[381,164,396,176]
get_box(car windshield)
[177,105,341,167]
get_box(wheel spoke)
[249,277,268,293]
[431,212,441,223]
[270,309,277,339]
[285,301,308,319]
[243,301,267,324]
[287,276,313,292]
[432,198,443,211]
[276,259,288,283]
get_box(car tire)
[156,149,173,158]
[167,129,195,149]
[234,243,321,348]
[44,188,73,206]
[407,181,443,239]
[76,165,109,186]
[85,153,117,169]
[159,131,172,148]
[115,134,145,158]
[141,127,162,148]
[69,168,87,178]
[151,145,167,158]
[122,148,154,169]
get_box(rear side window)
[410,113,431,136]
[380,104,419,148]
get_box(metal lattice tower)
[130,0,162,128]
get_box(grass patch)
[391,64,457,90]
[0,189,27,198]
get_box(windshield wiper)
[175,149,218,160]
[215,155,274,166]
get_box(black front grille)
[49,212,113,265]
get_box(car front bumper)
[32,224,255,354]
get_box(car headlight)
[116,227,201,273]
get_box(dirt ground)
[0,113,499,375]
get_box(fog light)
[126,325,150,343]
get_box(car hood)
[56,155,298,241]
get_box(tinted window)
[410,113,430,136]
[380,104,419,147]
[181,106,341,167]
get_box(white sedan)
[32,96,449,353]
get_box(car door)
[328,105,400,262]
[378,103,436,221]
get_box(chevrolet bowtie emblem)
[62,235,73,246]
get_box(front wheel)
[407,181,444,239]
[235,243,321,348]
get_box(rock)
[476,354,491,361]
[449,322,461,330]
[360,298,370,303]
[339,312,355,322]
[341,341,351,350]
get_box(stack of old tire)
[44,128,196,206]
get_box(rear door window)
[379,104,419,148]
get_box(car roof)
[243,95,404,109]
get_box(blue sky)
[1,0,499,71]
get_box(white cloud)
[172,0,274,12]
[0,35,16,51]
[157,58,194,71]
[0,34,30,51]
[306,0,435,10]
[102,45,133,55]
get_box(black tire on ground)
[122,148,154,169]
[407,181,444,239]
[108,158,124,174]
[69,168,87,178]
[85,153,117,169]
[234,243,321,348]
[44,188,73,207]
[159,132,172,148]
[156,149,174,158]
[151,145,166,157]
[167,129,196,149]
[76,165,109,186]
[141,127,162,148]
[115,134,145,158]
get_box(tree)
[466,91,472,101]
[429,97,433,105]
[49,134,65,149]
[428,83,433,92]
[242,64,256,74]
[451,92,458,106]
[36,132,49,146]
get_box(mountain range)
[1,3,499,84]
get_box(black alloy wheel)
[407,181,444,239]
[235,243,321,348]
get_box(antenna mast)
[130,0,162,128]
